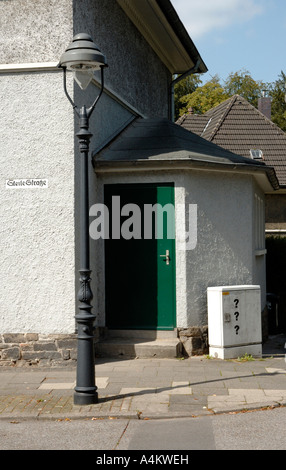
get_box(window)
[250,149,263,160]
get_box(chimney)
[258,90,272,120]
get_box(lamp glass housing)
[73,69,94,90]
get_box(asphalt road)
[0,406,285,451]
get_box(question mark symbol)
[234,299,239,308]
[234,325,240,335]
[234,312,239,321]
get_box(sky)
[172,0,286,85]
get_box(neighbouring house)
[177,94,286,333]
[0,0,278,364]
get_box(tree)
[223,70,270,108]
[175,70,274,118]
[269,71,286,132]
[178,76,228,116]
[174,74,202,120]
[175,69,286,133]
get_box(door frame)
[103,182,177,330]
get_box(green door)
[104,183,176,330]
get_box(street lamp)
[58,33,108,405]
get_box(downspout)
[169,59,201,122]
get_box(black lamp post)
[59,33,107,405]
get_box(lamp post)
[59,33,107,405]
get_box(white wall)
[0,71,76,334]
[94,169,263,330]
[183,171,255,327]
[0,0,73,64]
[0,0,74,334]
[0,70,138,335]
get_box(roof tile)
[177,95,286,185]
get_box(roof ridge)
[176,113,187,125]
[207,95,238,141]
[231,94,286,137]
[254,101,286,136]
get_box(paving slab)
[0,335,285,419]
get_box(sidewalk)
[0,335,285,420]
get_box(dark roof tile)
[177,95,286,185]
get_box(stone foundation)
[0,317,270,364]
[0,327,209,365]
[0,333,78,367]
[178,326,209,357]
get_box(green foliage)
[179,76,229,116]
[269,71,286,132]
[175,69,286,133]
[236,353,255,362]
[224,69,270,108]
[174,74,202,120]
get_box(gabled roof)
[117,0,207,74]
[93,117,279,191]
[177,95,286,187]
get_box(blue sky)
[172,0,286,85]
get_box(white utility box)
[207,285,262,359]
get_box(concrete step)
[107,329,178,339]
[95,330,182,358]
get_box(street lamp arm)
[86,66,105,119]
[62,65,105,119]
[62,67,80,116]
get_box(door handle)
[160,250,170,265]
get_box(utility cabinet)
[207,286,262,359]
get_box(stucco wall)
[0,0,75,335]
[183,171,256,327]
[73,0,171,118]
[0,71,75,334]
[94,169,263,330]
[0,72,137,336]
[0,0,73,63]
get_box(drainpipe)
[170,59,201,122]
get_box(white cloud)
[172,0,264,38]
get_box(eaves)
[116,0,207,74]
[94,157,279,193]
